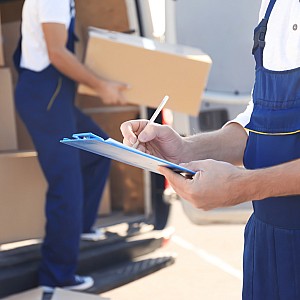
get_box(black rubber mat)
[0,230,172,298]
[42,254,175,300]
[88,254,175,294]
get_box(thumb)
[180,161,205,172]
[138,123,159,143]
[158,166,189,187]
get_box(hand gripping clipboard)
[61,133,196,177]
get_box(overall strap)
[70,0,75,16]
[264,0,277,20]
[252,0,277,54]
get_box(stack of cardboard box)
[1,287,109,300]
[0,0,139,244]
[75,0,146,215]
[0,2,48,244]
[0,11,18,152]
[0,0,212,244]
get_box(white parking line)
[172,235,243,280]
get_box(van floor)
[96,210,146,228]
[0,222,174,299]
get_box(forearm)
[181,122,248,165]
[49,48,105,90]
[242,158,300,202]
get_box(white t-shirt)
[232,0,300,127]
[20,0,75,71]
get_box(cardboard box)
[78,28,212,116]
[0,0,23,72]
[2,287,43,300]
[52,288,110,300]
[76,93,144,214]
[2,20,21,85]
[0,152,47,244]
[2,287,110,300]
[0,1,23,24]
[98,180,111,216]
[75,0,130,34]
[0,68,18,151]
[75,0,130,63]
[0,13,5,66]
[76,95,145,214]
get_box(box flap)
[2,288,43,300]
[52,288,110,300]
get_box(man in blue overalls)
[121,0,300,298]
[14,0,128,292]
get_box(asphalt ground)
[101,200,253,300]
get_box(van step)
[88,254,175,294]
[42,254,175,300]
[0,230,172,298]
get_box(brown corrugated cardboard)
[0,150,112,244]
[2,21,21,85]
[0,68,18,151]
[98,180,111,216]
[2,287,110,300]
[1,287,43,300]
[0,0,23,79]
[75,0,131,70]
[90,110,144,214]
[0,13,5,66]
[76,93,145,214]
[52,288,110,300]
[78,28,212,116]
[0,1,23,23]
[0,152,47,244]
[75,0,129,34]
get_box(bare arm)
[181,122,248,166]
[247,158,300,200]
[42,22,128,104]
[121,120,247,165]
[158,151,300,210]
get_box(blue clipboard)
[61,133,196,177]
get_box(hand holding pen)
[132,95,169,149]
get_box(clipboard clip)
[62,133,101,141]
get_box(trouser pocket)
[47,77,63,111]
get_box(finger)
[122,137,132,147]
[180,161,206,172]
[158,166,193,200]
[138,123,171,143]
[120,120,148,145]
[136,144,146,153]
[118,93,128,105]
[158,166,190,188]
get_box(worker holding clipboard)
[121,0,300,299]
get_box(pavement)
[101,200,253,300]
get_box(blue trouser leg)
[15,68,109,286]
[74,108,111,232]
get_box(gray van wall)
[176,0,261,94]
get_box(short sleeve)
[231,100,253,127]
[38,0,70,25]
[223,98,254,130]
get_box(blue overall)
[14,5,111,287]
[243,0,300,299]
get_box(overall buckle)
[252,18,268,54]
